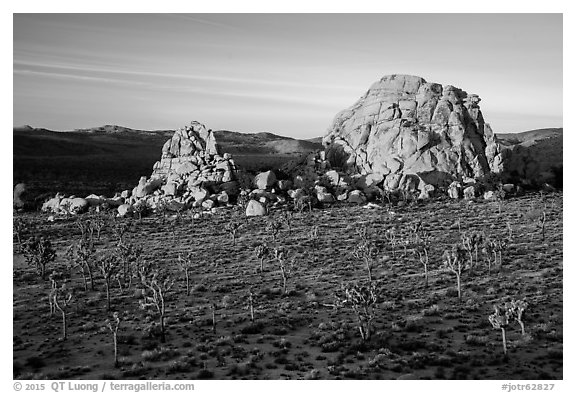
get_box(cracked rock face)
[323,74,504,190]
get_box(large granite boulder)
[323,74,505,191]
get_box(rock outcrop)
[120,121,241,216]
[323,74,505,192]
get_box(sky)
[13,13,563,138]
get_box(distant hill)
[13,125,322,197]
[497,128,562,147]
[497,128,563,187]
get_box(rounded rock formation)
[323,74,504,192]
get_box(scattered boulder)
[502,183,515,193]
[117,204,133,217]
[61,197,89,214]
[254,170,277,190]
[484,191,497,200]
[347,190,367,204]
[245,199,267,216]
[463,186,476,199]
[42,195,64,213]
[277,179,292,191]
[13,183,28,210]
[418,184,436,200]
[202,199,215,210]
[447,182,462,199]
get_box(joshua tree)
[177,252,194,296]
[274,247,294,295]
[48,271,59,316]
[413,230,432,286]
[224,220,243,247]
[66,238,96,291]
[443,245,469,299]
[539,209,547,241]
[335,281,382,341]
[282,210,294,236]
[506,220,514,243]
[114,241,142,292]
[384,227,397,258]
[408,220,423,243]
[139,262,174,343]
[105,312,122,367]
[13,217,27,253]
[507,299,528,336]
[155,198,170,225]
[353,240,377,283]
[495,185,506,215]
[92,213,107,241]
[97,253,121,311]
[133,202,150,222]
[112,220,132,244]
[308,225,319,263]
[248,290,255,323]
[488,303,511,355]
[76,218,95,243]
[254,243,270,274]
[266,218,283,243]
[461,231,484,273]
[211,302,217,334]
[482,236,507,274]
[22,236,56,279]
[53,283,74,340]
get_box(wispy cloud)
[163,14,243,31]
[13,59,360,93]
[13,67,347,109]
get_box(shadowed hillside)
[13,125,322,198]
[498,128,563,188]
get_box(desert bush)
[22,236,56,279]
[141,347,180,362]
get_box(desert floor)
[13,192,562,380]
